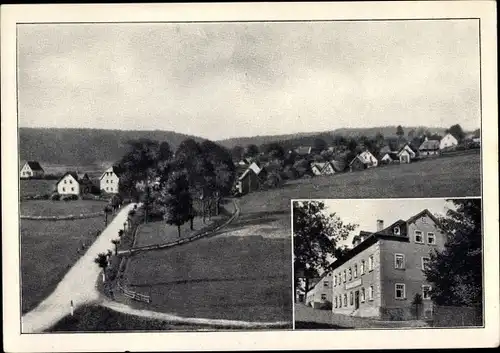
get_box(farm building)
[100,166,122,194]
[56,171,93,196]
[310,162,336,176]
[235,162,266,195]
[439,133,459,150]
[20,161,44,179]
[324,209,446,320]
[381,152,399,164]
[349,151,378,171]
[397,144,417,164]
[419,139,440,157]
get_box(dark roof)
[397,143,416,154]
[25,161,44,171]
[419,139,440,150]
[383,152,399,160]
[100,166,122,179]
[56,171,90,185]
[330,160,345,172]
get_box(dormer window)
[393,226,401,235]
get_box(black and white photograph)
[1,2,498,352]
[293,198,483,329]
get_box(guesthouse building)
[100,166,122,194]
[328,209,446,320]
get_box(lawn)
[20,200,107,217]
[123,235,292,323]
[20,179,56,198]
[20,216,105,313]
[46,304,271,332]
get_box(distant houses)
[419,139,440,157]
[56,172,93,196]
[235,162,266,195]
[310,160,345,176]
[439,133,459,150]
[100,166,122,194]
[380,152,399,164]
[20,161,44,179]
[349,151,378,171]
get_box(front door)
[355,290,360,309]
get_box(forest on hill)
[19,128,204,165]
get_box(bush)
[61,194,79,201]
[50,193,60,201]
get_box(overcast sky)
[18,20,480,140]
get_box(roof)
[327,209,443,272]
[350,151,377,166]
[238,162,263,181]
[382,152,399,160]
[100,166,122,180]
[330,160,345,172]
[419,139,440,150]
[295,146,312,155]
[24,161,44,171]
[397,143,416,155]
[311,162,327,170]
[56,171,90,185]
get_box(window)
[62,187,65,192]
[339,296,342,308]
[335,297,338,308]
[368,255,374,271]
[348,268,352,281]
[71,187,74,191]
[343,270,346,283]
[324,281,329,288]
[422,257,430,271]
[361,288,366,302]
[343,294,347,307]
[106,180,109,183]
[321,294,327,300]
[415,230,424,243]
[69,179,72,184]
[64,180,67,184]
[369,286,374,300]
[350,292,354,306]
[360,260,365,275]
[393,226,401,235]
[422,285,432,300]
[427,232,436,245]
[395,283,406,299]
[394,254,405,269]
[354,264,358,278]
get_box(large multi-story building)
[305,209,446,320]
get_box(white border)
[2,2,499,351]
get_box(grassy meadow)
[20,216,105,313]
[20,200,106,217]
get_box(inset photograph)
[293,198,483,329]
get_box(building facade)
[329,209,446,320]
[56,172,92,196]
[439,133,459,150]
[100,166,121,194]
[20,161,44,179]
[305,274,333,309]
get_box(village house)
[381,152,399,164]
[325,209,446,320]
[20,161,45,179]
[419,139,440,157]
[349,151,378,171]
[235,162,266,195]
[56,171,93,196]
[439,133,459,150]
[304,275,332,309]
[397,144,417,164]
[100,166,122,194]
[311,160,345,176]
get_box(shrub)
[50,193,60,201]
[61,194,78,201]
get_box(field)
[20,179,56,197]
[20,200,106,217]
[21,216,105,313]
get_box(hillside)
[19,128,204,166]
[216,126,449,149]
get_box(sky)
[18,20,480,140]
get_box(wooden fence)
[117,282,151,304]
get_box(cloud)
[17,20,480,140]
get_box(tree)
[244,144,259,158]
[396,125,405,138]
[407,129,416,140]
[423,199,482,309]
[312,138,327,153]
[111,239,120,255]
[94,253,109,282]
[231,145,244,161]
[446,124,465,142]
[293,159,310,178]
[265,142,285,160]
[293,201,357,299]
[158,170,193,237]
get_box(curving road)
[21,203,136,333]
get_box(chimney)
[377,220,384,232]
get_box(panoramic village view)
[18,20,481,332]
